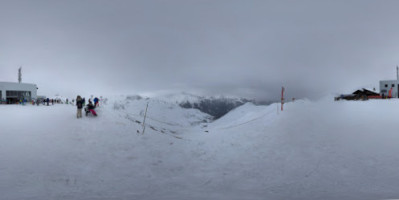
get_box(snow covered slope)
[111,95,212,136]
[154,92,255,119]
[2,96,399,199]
[208,102,279,129]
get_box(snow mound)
[209,102,279,129]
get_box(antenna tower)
[18,67,22,83]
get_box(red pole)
[281,87,284,111]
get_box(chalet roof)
[352,88,379,96]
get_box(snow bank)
[209,102,279,129]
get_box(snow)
[209,102,278,129]
[2,96,399,199]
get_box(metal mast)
[18,67,22,83]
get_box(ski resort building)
[0,82,38,104]
[379,66,399,98]
[379,80,399,98]
[335,88,380,101]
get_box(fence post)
[142,102,149,134]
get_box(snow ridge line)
[216,108,276,130]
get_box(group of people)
[76,96,100,118]
[35,98,58,106]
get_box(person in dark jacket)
[94,97,99,107]
[76,95,83,118]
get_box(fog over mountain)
[1,0,399,101]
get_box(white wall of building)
[0,82,38,100]
[380,80,399,98]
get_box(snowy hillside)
[153,92,257,119]
[111,95,212,137]
[2,96,399,199]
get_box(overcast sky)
[1,0,399,101]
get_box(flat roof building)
[380,67,399,98]
[0,82,38,104]
[380,80,399,98]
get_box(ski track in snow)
[1,97,399,199]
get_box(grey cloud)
[1,0,399,101]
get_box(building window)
[392,84,395,87]
[6,90,32,101]
[385,84,388,88]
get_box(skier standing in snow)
[94,97,99,107]
[76,95,83,119]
